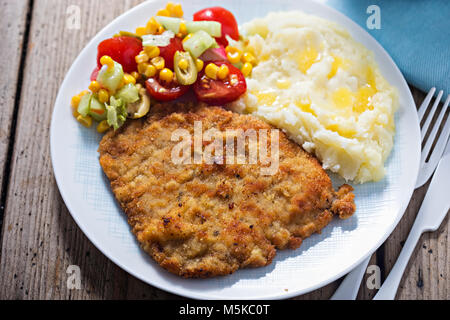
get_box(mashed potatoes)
[230,11,398,183]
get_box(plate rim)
[50,0,421,300]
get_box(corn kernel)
[217,64,230,80]
[123,73,136,85]
[88,81,101,93]
[205,63,220,80]
[178,58,189,70]
[227,50,241,64]
[156,25,165,35]
[159,68,173,83]
[151,56,165,70]
[167,2,183,17]
[135,52,149,64]
[144,64,157,77]
[72,108,80,118]
[131,71,140,80]
[76,115,92,128]
[173,3,183,17]
[157,9,170,16]
[135,27,147,36]
[138,62,149,74]
[97,120,110,133]
[146,17,161,34]
[182,33,194,44]
[143,46,160,58]
[241,62,253,77]
[196,59,204,71]
[225,46,241,54]
[166,2,175,14]
[98,89,110,103]
[242,52,256,64]
[71,95,81,108]
[179,21,187,36]
[100,55,114,70]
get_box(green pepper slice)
[174,51,198,85]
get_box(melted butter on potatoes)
[230,11,398,183]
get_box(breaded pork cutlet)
[98,104,355,278]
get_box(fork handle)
[373,215,424,300]
[330,256,371,300]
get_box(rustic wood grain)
[292,282,339,300]
[0,0,30,224]
[0,0,447,300]
[0,0,176,300]
[356,253,379,299]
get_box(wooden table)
[0,0,448,300]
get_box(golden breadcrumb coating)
[98,104,355,278]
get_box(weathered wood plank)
[0,0,30,223]
[0,0,176,300]
[292,282,339,300]
[356,253,379,299]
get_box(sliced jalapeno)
[174,51,198,85]
[118,31,142,40]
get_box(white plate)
[50,0,420,299]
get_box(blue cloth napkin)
[326,0,450,95]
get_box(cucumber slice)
[106,104,118,130]
[115,83,140,104]
[106,97,126,130]
[97,61,124,93]
[89,96,107,121]
[182,30,217,58]
[155,16,181,34]
[186,21,221,37]
[77,93,92,117]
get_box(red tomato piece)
[97,36,142,73]
[193,7,239,47]
[145,77,189,102]
[158,37,184,70]
[90,66,100,81]
[193,61,246,105]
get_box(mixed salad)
[70,3,256,133]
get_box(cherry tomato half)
[145,77,189,102]
[193,61,246,105]
[97,36,143,73]
[158,37,184,70]
[90,66,100,81]
[193,7,239,47]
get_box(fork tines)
[416,88,450,188]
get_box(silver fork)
[331,88,450,300]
